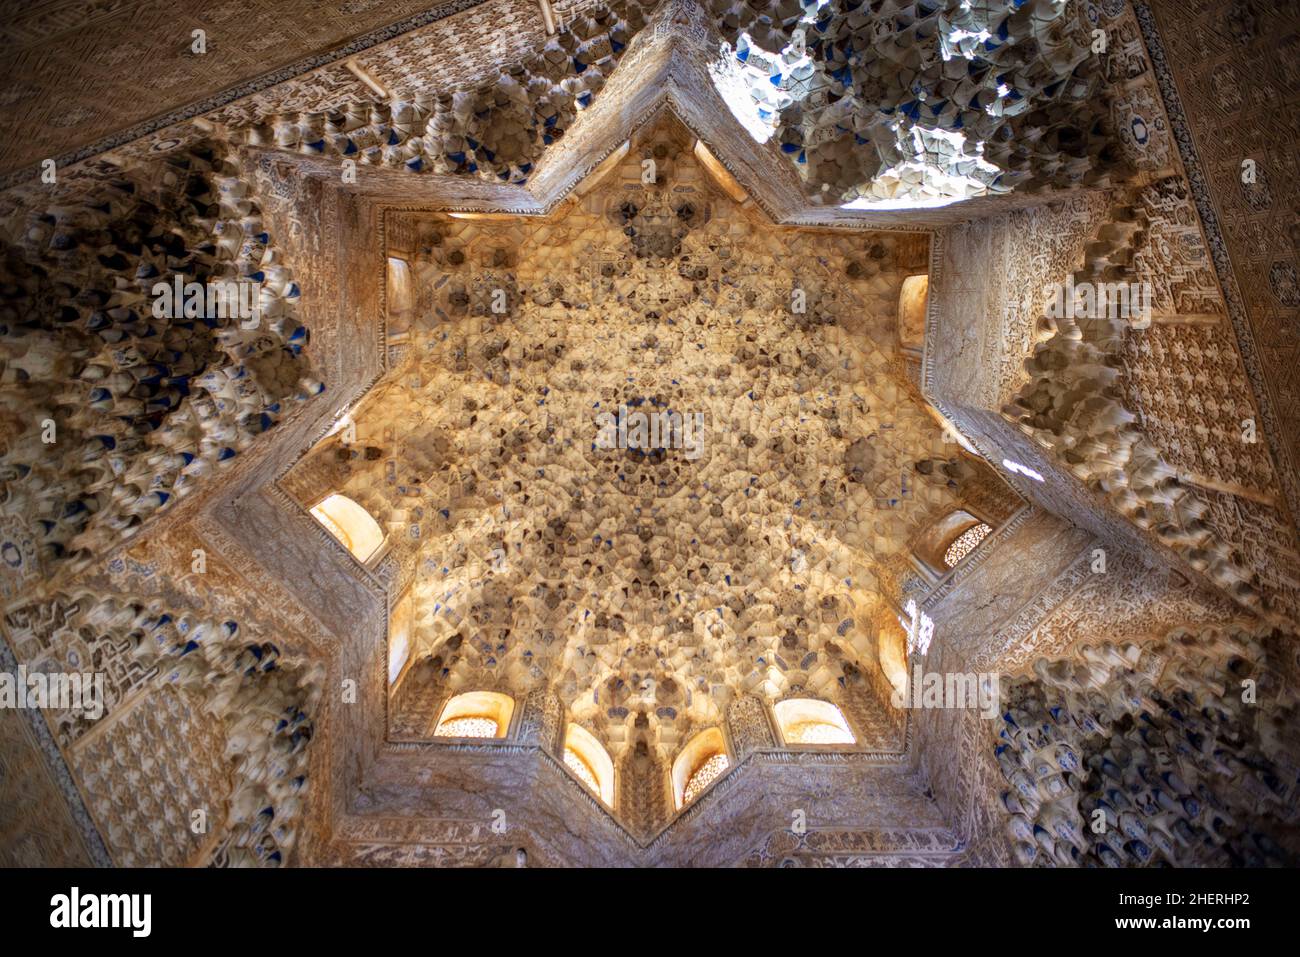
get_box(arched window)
[433,691,514,739]
[310,493,384,563]
[386,256,415,314]
[943,522,992,568]
[563,723,615,806]
[388,587,415,686]
[914,508,993,574]
[386,256,416,339]
[898,273,929,350]
[774,698,856,746]
[877,620,910,697]
[672,728,729,810]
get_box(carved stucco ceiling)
[210,0,1114,206]
[0,0,544,176]
[3,0,1297,868]
[282,112,987,763]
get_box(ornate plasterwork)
[922,0,1298,631]
[989,621,1299,866]
[705,0,1117,205]
[0,0,562,183]
[972,544,1241,675]
[927,174,1296,623]
[282,112,1000,784]
[921,505,1036,608]
[1,585,323,867]
[738,825,963,868]
[0,634,109,867]
[2,0,1295,868]
[1134,0,1300,527]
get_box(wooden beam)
[693,139,749,204]
[1177,470,1277,507]
[1149,311,1223,326]
[345,58,389,99]
[538,0,558,36]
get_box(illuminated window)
[386,256,416,338]
[914,508,993,575]
[943,522,992,568]
[433,691,514,739]
[310,493,384,563]
[388,587,414,686]
[386,256,415,313]
[436,717,498,738]
[774,698,856,746]
[898,274,929,349]
[562,723,615,806]
[672,727,729,810]
[565,749,599,790]
[878,620,909,697]
[682,753,729,804]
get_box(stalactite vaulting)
[997,624,1299,867]
[706,0,1121,205]
[1,0,1296,871]
[0,142,321,587]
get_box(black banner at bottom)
[0,865,1286,944]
